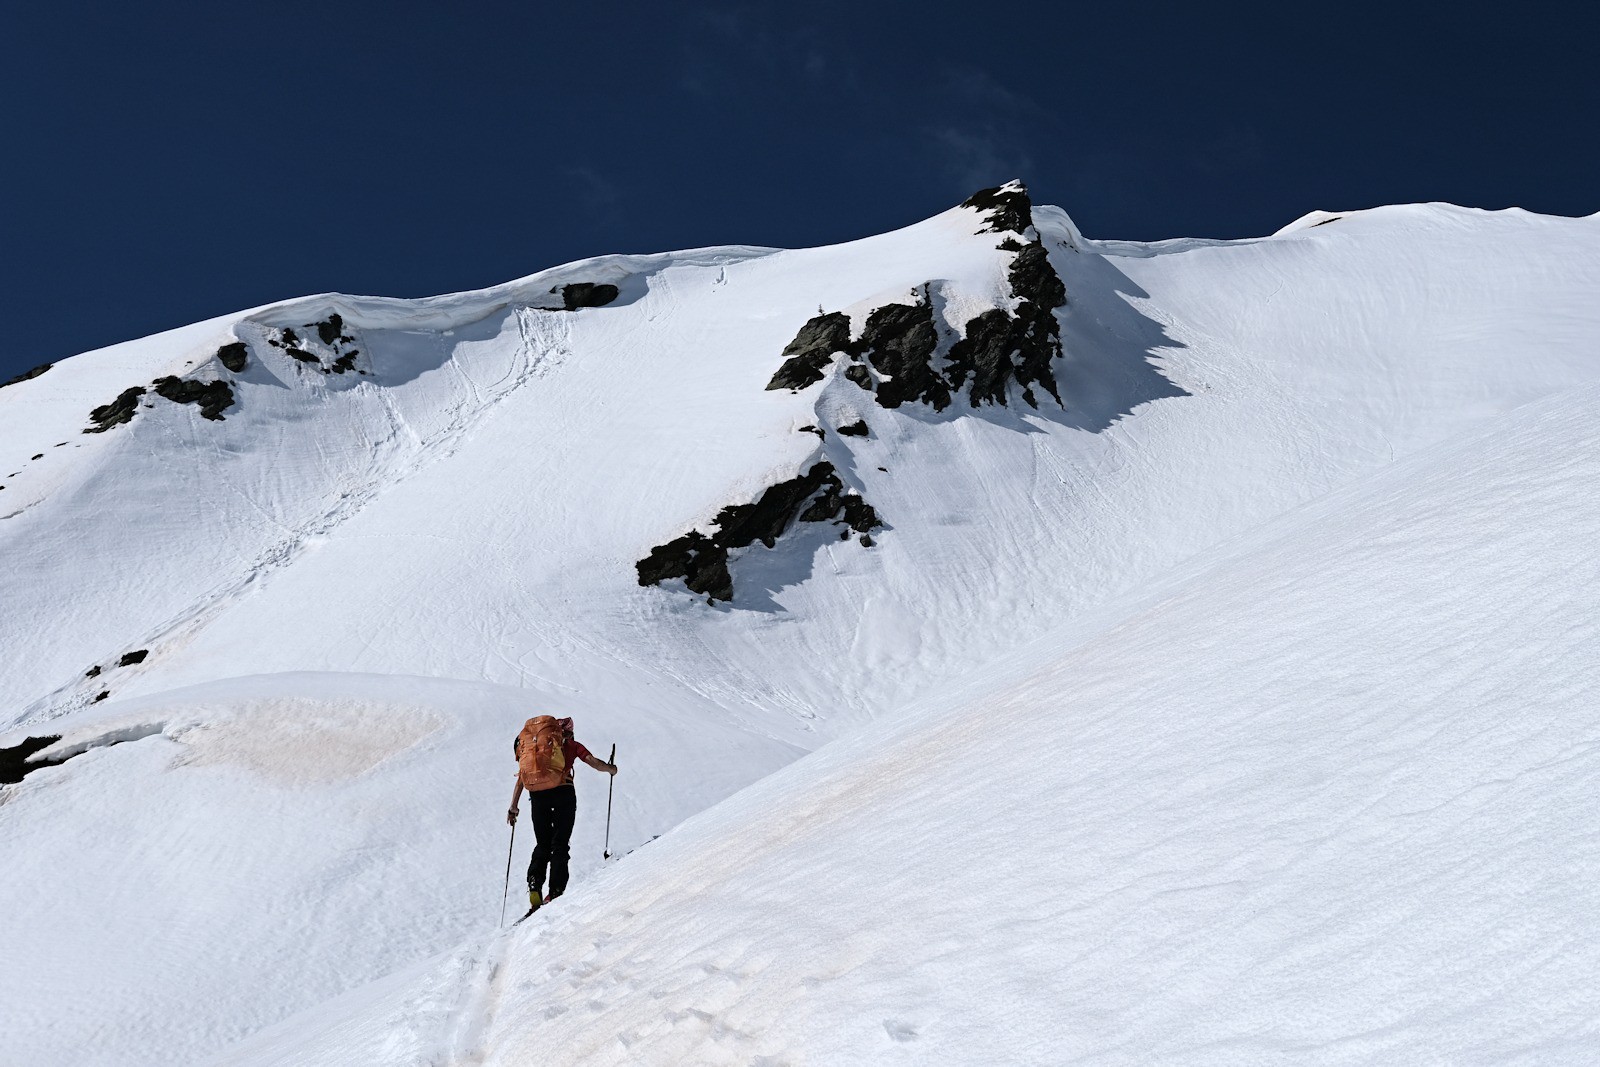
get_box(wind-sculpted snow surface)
[4,190,1600,1064]
[229,379,1600,1065]
[0,673,802,1067]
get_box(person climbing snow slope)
[507,715,617,916]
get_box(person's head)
[557,716,574,738]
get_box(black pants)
[526,783,576,898]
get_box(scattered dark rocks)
[153,377,236,420]
[217,342,249,373]
[94,691,109,702]
[30,454,42,460]
[798,425,825,439]
[269,315,363,374]
[1,362,53,390]
[766,312,853,392]
[837,419,868,437]
[118,649,149,667]
[0,736,66,785]
[638,461,881,602]
[84,387,147,433]
[561,283,620,311]
[85,334,253,434]
[85,665,101,678]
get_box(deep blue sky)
[4,1,1595,380]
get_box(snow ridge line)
[10,309,572,730]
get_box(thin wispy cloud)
[562,164,625,227]
[677,6,861,94]
[930,125,1036,191]
[925,66,1052,191]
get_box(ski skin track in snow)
[3,188,1600,1065]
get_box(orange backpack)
[516,716,567,791]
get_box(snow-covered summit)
[4,184,1600,1065]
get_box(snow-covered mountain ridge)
[3,185,1599,1064]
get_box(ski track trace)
[3,188,1600,1064]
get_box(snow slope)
[230,371,1600,1066]
[3,186,1599,1064]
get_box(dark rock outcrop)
[765,181,1070,413]
[217,343,249,373]
[638,461,880,603]
[963,181,1033,236]
[84,387,147,433]
[561,283,620,311]
[118,649,149,667]
[0,735,65,785]
[86,367,239,432]
[837,419,869,437]
[1,363,53,390]
[858,299,949,410]
[153,377,235,421]
[636,530,731,602]
[944,241,1067,407]
[766,312,853,392]
[315,313,345,346]
[939,184,1069,407]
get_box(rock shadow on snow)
[648,181,1187,609]
[1038,245,1190,434]
[887,248,1188,437]
[766,181,1189,436]
[636,460,881,609]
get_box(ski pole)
[603,744,616,860]
[499,820,516,926]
